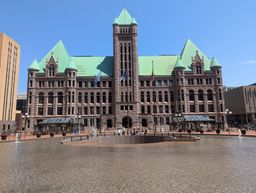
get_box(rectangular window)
[208,104,214,112]
[190,105,195,112]
[108,106,112,114]
[38,107,43,115]
[57,107,63,115]
[84,107,88,115]
[199,105,205,112]
[48,107,53,115]
[147,106,151,114]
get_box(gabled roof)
[210,56,221,68]
[174,57,185,69]
[38,40,70,73]
[28,59,40,70]
[113,8,137,25]
[180,39,211,71]
[66,59,77,71]
[31,39,219,77]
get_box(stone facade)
[26,9,226,132]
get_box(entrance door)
[122,116,132,128]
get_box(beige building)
[0,32,20,131]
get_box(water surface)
[0,136,256,193]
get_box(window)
[84,107,88,115]
[48,92,54,104]
[199,105,205,112]
[78,92,82,103]
[219,89,222,100]
[141,106,145,114]
[108,106,112,114]
[103,92,106,103]
[190,105,195,112]
[165,105,169,113]
[48,107,53,115]
[153,106,157,113]
[96,92,100,103]
[29,92,32,104]
[84,93,88,103]
[207,90,213,101]
[58,92,63,103]
[96,106,100,114]
[140,81,144,87]
[147,91,150,102]
[189,90,195,101]
[162,91,167,102]
[158,91,163,102]
[90,107,94,114]
[57,107,63,115]
[159,105,163,113]
[38,107,43,115]
[146,81,150,86]
[91,92,94,103]
[141,92,145,102]
[147,106,151,114]
[109,92,112,103]
[39,92,44,104]
[108,81,112,87]
[79,81,82,87]
[208,104,214,112]
[198,90,204,101]
[170,91,174,102]
[153,91,156,102]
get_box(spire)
[28,59,40,71]
[210,56,221,68]
[174,57,185,69]
[66,59,77,71]
[113,8,137,25]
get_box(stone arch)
[122,116,132,128]
[141,118,148,127]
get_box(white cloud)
[240,60,256,65]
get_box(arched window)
[140,92,145,102]
[164,91,168,102]
[198,90,204,101]
[39,92,44,104]
[207,90,213,101]
[109,92,112,103]
[103,92,106,103]
[48,92,54,104]
[146,91,150,102]
[121,92,124,102]
[158,91,163,102]
[189,90,195,101]
[57,92,63,103]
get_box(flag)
[120,70,127,81]
[94,71,102,86]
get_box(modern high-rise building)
[0,32,20,131]
[27,9,226,132]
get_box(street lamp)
[173,112,183,132]
[225,109,232,134]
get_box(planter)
[200,130,204,134]
[216,130,220,134]
[187,130,192,134]
[241,130,246,135]
[50,132,54,137]
[62,132,67,137]
[36,133,41,138]
[1,135,7,140]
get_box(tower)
[113,9,139,129]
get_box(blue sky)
[1,0,256,92]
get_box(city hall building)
[27,9,226,132]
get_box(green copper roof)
[29,59,40,70]
[38,40,70,73]
[210,56,221,68]
[174,57,185,69]
[31,39,219,77]
[66,59,77,71]
[139,55,178,76]
[114,8,137,25]
[180,39,211,71]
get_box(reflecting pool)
[0,136,256,193]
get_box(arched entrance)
[107,119,113,128]
[141,118,148,127]
[122,116,132,128]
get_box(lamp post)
[225,109,232,134]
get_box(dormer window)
[196,66,202,74]
[49,67,55,77]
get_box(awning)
[39,117,78,125]
[183,115,214,122]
